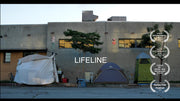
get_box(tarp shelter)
[136,52,151,59]
[14,54,59,85]
[134,52,153,84]
[94,62,128,84]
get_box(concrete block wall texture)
[107,16,127,21]
[0,24,47,50]
[1,22,180,83]
[47,22,180,83]
[0,24,48,80]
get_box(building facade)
[1,13,180,83]
[0,25,47,80]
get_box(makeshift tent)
[136,52,151,59]
[14,54,59,85]
[94,62,128,84]
[134,52,153,84]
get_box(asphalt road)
[1,86,180,99]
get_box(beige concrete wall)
[0,25,47,50]
[1,22,180,83]
[47,22,180,83]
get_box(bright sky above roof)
[1,4,180,24]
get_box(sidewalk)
[1,85,180,99]
[1,82,180,87]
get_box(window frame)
[4,52,11,63]
[23,52,37,57]
[118,38,141,48]
[118,38,153,48]
[59,39,73,49]
[118,40,125,48]
[59,39,94,49]
[178,39,180,48]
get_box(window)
[85,72,94,82]
[118,38,152,48]
[23,52,38,57]
[119,40,125,48]
[59,39,94,48]
[4,52,11,63]
[59,39,73,48]
[119,39,140,48]
[76,41,94,47]
[178,39,180,48]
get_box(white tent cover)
[14,54,59,85]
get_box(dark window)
[23,52,37,57]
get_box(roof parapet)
[107,16,127,21]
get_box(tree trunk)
[159,39,164,83]
[159,58,163,82]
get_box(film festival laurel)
[149,30,170,93]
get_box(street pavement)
[1,86,180,99]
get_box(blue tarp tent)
[94,62,128,84]
[136,52,150,59]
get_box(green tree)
[64,29,103,79]
[141,23,173,82]
[140,24,159,48]
[140,23,173,49]
[64,29,103,54]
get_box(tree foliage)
[64,29,103,54]
[140,23,173,48]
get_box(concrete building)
[82,10,98,22]
[1,11,180,83]
[107,16,127,21]
[0,25,47,80]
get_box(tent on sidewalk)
[14,54,59,85]
[94,62,128,84]
[134,52,153,84]
[136,52,151,59]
